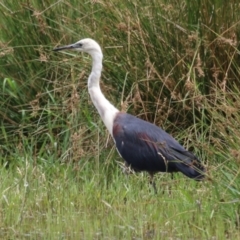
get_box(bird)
[53,38,205,191]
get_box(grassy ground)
[0,154,239,239]
[0,0,240,239]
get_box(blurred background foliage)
[0,0,239,177]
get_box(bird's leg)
[117,161,131,175]
[168,173,174,195]
[122,161,133,175]
[149,172,157,194]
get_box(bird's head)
[53,38,102,56]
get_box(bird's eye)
[77,43,83,47]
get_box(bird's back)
[113,112,205,180]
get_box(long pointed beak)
[53,43,77,51]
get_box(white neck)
[88,50,119,136]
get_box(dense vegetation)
[0,0,239,238]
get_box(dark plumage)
[113,112,205,180]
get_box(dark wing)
[113,113,205,180]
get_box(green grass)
[0,156,239,239]
[0,0,240,238]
